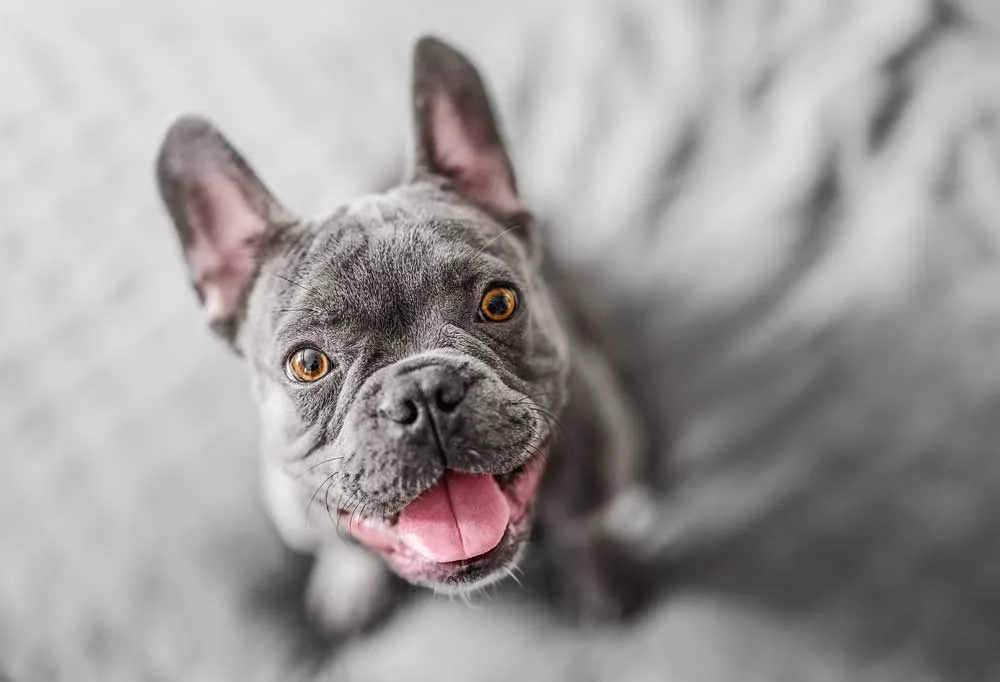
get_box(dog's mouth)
[340,443,549,589]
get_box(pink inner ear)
[184,172,265,321]
[431,93,523,215]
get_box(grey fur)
[156,36,645,631]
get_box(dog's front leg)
[305,536,398,636]
[544,486,659,623]
[540,338,659,622]
[262,458,397,635]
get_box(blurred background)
[3,0,1000,680]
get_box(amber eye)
[285,347,331,383]
[479,285,518,322]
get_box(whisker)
[521,417,552,445]
[334,490,349,541]
[338,495,363,543]
[519,403,565,428]
[276,307,326,317]
[468,449,489,467]
[294,456,344,479]
[519,404,573,447]
[306,471,339,517]
[292,433,327,462]
[265,270,325,298]
[323,477,342,529]
[474,225,522,257]
[504,564,523,588]
[512,402,579,475]
[358,501,373,530]
[322,482,332,524]
[511,392,556,404]
[523,423,547,448]
[458,590,477,609]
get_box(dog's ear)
[156,116,291,344]
[410,36,527,222]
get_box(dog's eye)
[286,347,331,383]
[479,285,518,322]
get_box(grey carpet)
[4,1,1000,680]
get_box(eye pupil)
[479,286,518,322]
[301,350,322,372]
[287,347,330,382]
[487,294,509,316]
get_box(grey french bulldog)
[156,36,652,634]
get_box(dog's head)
[156,37,570,590]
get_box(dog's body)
[157,37,650,633]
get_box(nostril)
[380,397,420,426]
[434,386,464,413]
[396,399,420,425]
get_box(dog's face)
[157,38,570,590]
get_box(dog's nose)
[379,365,467,429]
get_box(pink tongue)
[397,472,511,563]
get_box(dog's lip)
[338,439,549,523]
[493,460,530,489]
[338,441,549,581]
[335,468,532,528]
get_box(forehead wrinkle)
[263,269,332,346]
[325,345,380,443]
[268,216,361,307]
[257,222,367,360]
[392,227,518,290]
[360,226,465,291]
[283,220,371,318]
[271,312,333,352]
[438,323,537,396]
[266,208,527,351]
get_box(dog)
[156,36,651,635]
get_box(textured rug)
[3,0,1000,680]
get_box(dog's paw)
[305,540,397,637]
